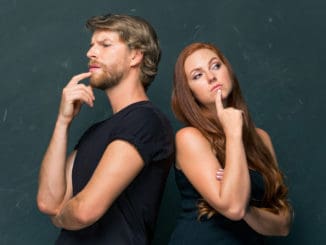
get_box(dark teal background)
[1,0,325,244]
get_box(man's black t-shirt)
[55,101,175,245]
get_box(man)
[37,14,174,245]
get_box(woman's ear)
[130,49,143,67]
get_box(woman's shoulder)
[255,127,276,159]
[255,127,269,137]
[175,127,211,149]
[255,128,272,146]
[176,126,207,141]
[176,126,201,135]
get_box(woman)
[169,42,292,244]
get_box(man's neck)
[105,78,149,114]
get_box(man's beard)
[90,64,124,90]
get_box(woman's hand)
[216,168,224,181]
[215,89,243,138]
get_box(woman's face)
[184,48,233,107]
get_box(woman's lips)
[211,84,222,92]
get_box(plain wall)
[0,0,325,244]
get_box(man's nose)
[86,46,99,59]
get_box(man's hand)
[58,72,95,125]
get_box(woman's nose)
[207,71,217,84]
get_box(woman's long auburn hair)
[172,42,290,219]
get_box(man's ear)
[130,49,143,67]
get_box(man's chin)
[89,72,121,90]
[89,75,104,88]
[90,78,115,90]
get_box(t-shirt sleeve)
[110,108,174,165]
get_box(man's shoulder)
[122,101,169,124]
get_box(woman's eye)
[212,63,221,70]
[193,73,202,80]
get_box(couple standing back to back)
[37,13,292,245]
